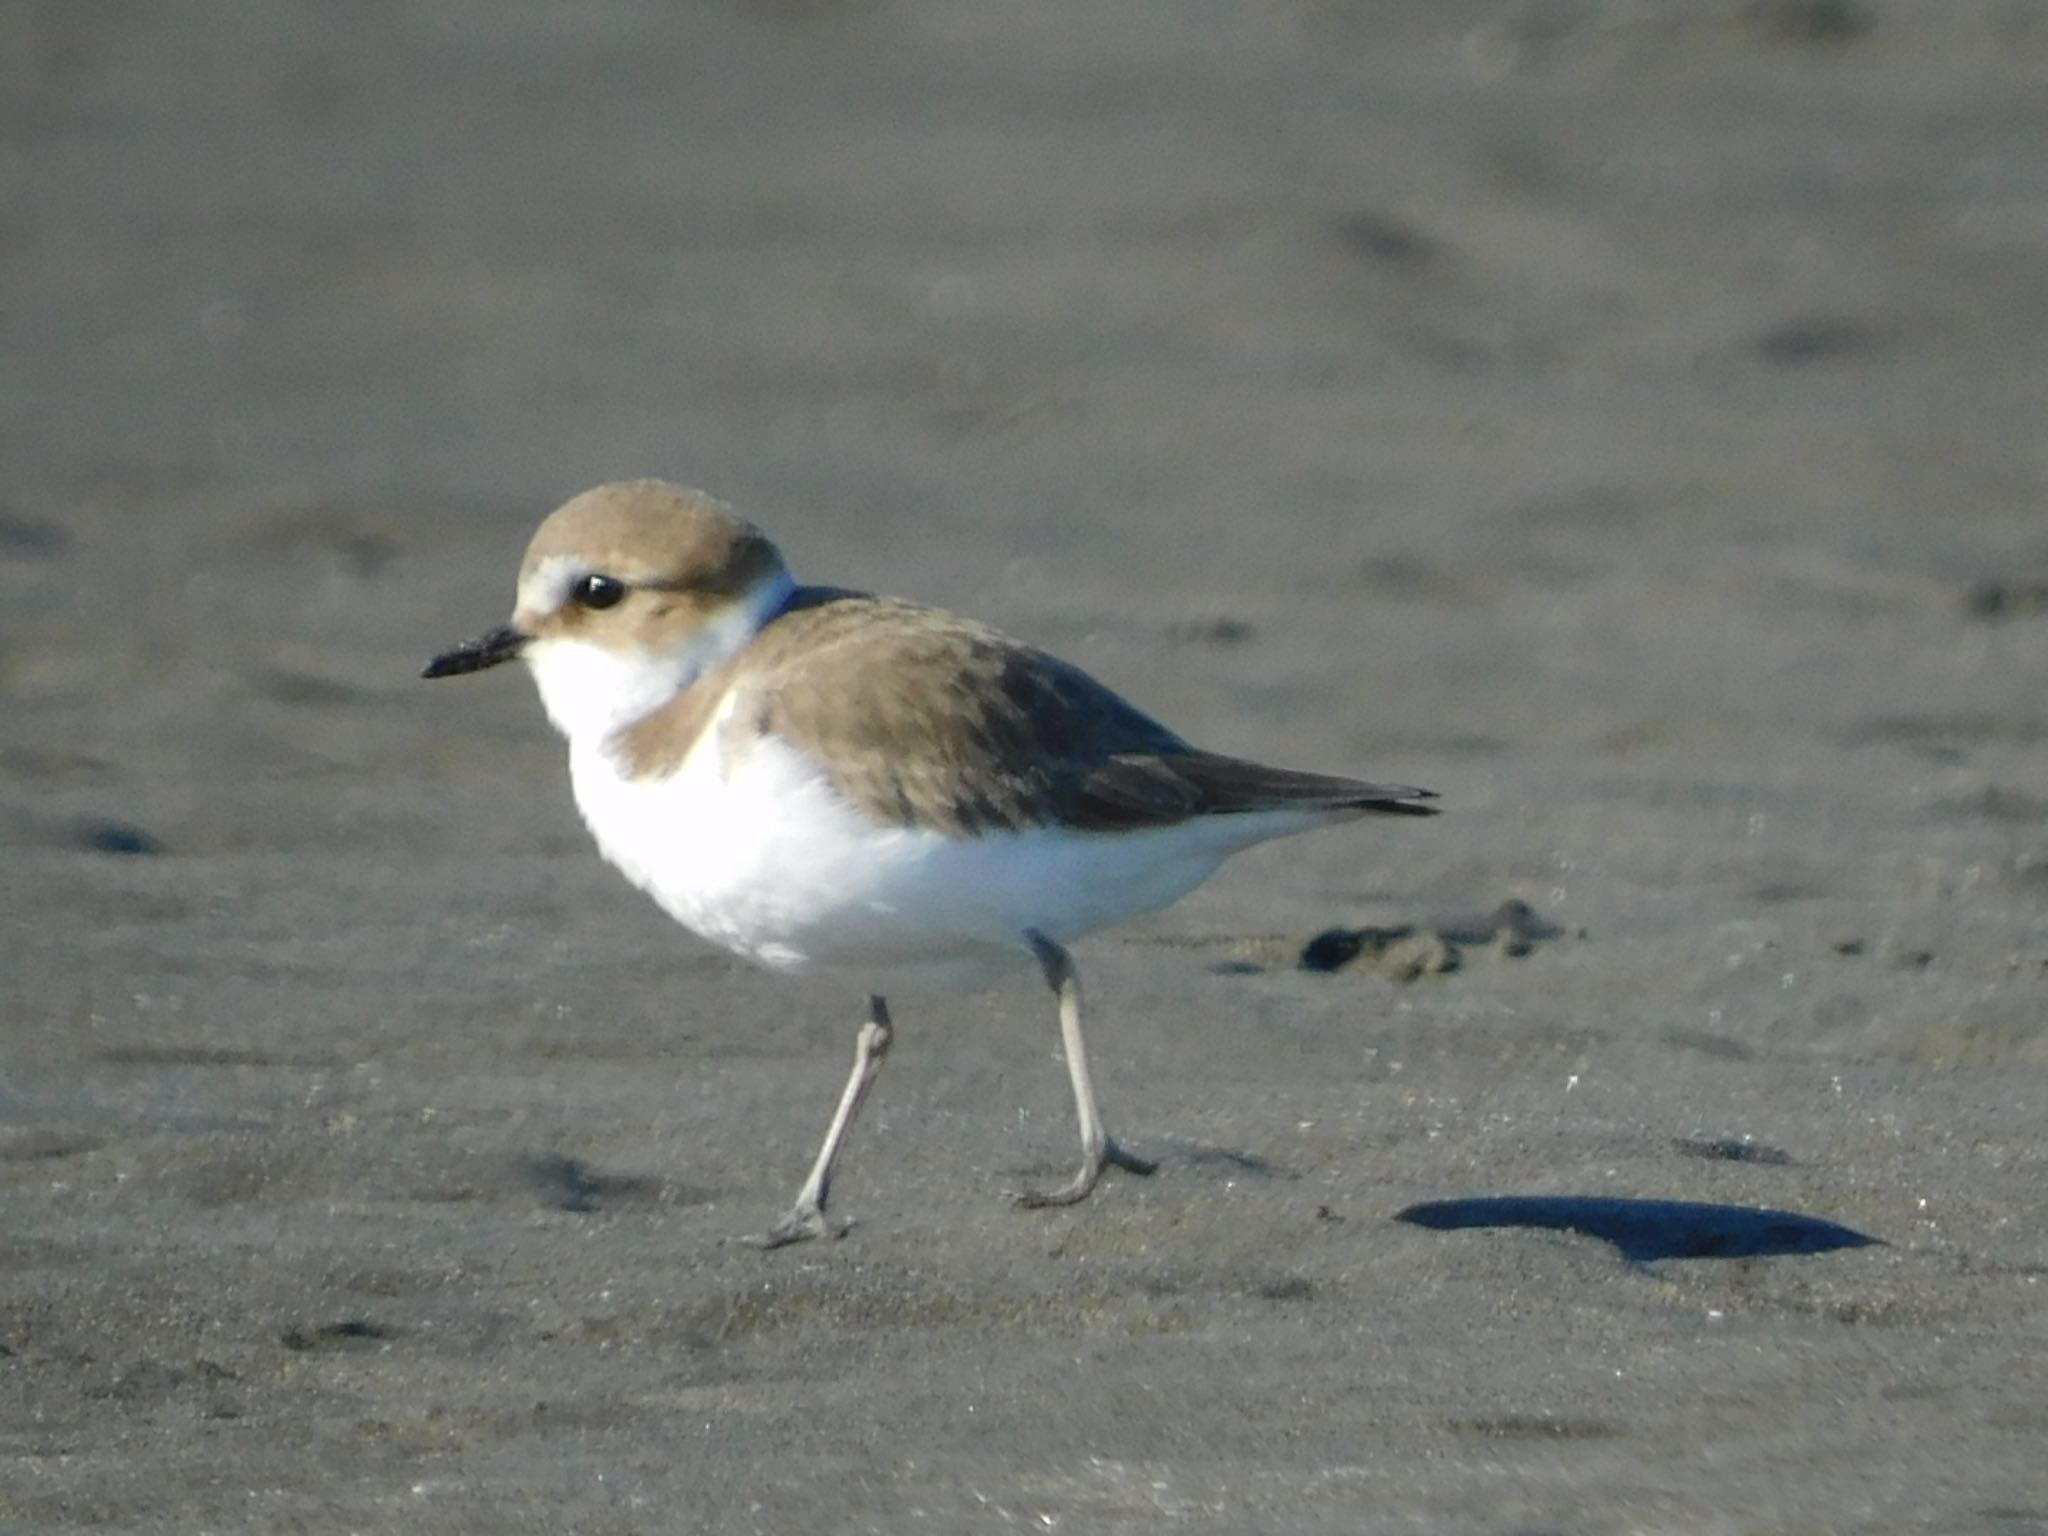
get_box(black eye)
[572,574,627,610]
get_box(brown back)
[615,589,1436,836]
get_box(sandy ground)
[5,2,2047,1531]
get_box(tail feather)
[1166,752,1439,817]
[1068,749,1437,831]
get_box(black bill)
[421,624,527,679]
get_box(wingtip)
[1347,781,1439,816]
[1372,795,1441,817]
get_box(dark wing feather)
[1070,751,1438,831]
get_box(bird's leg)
[747,995,893,1249]
[1011,931,1156,1209]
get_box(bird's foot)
[1009,1138,1157,1209]
[741,1203,850,1250]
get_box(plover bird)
[424,480,1435,1246]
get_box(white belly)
[567,724,1274,987]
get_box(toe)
[742,1207,844,1249]
[1007,1178,1091,1210]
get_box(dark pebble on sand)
[77,821,164,856]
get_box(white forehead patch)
[518,554,597,618]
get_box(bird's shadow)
[1395,1194,1880,1264]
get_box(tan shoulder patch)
[609,673,738,781]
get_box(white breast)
[567,699,1261,988]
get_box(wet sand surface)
[4,3,2047,1531]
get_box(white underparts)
[567,705,1312,988]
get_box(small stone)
[78,821,163,856]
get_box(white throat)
[522,569,795,747]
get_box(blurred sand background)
[4,2,2047,1531]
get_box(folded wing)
[734,591,1437,837]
